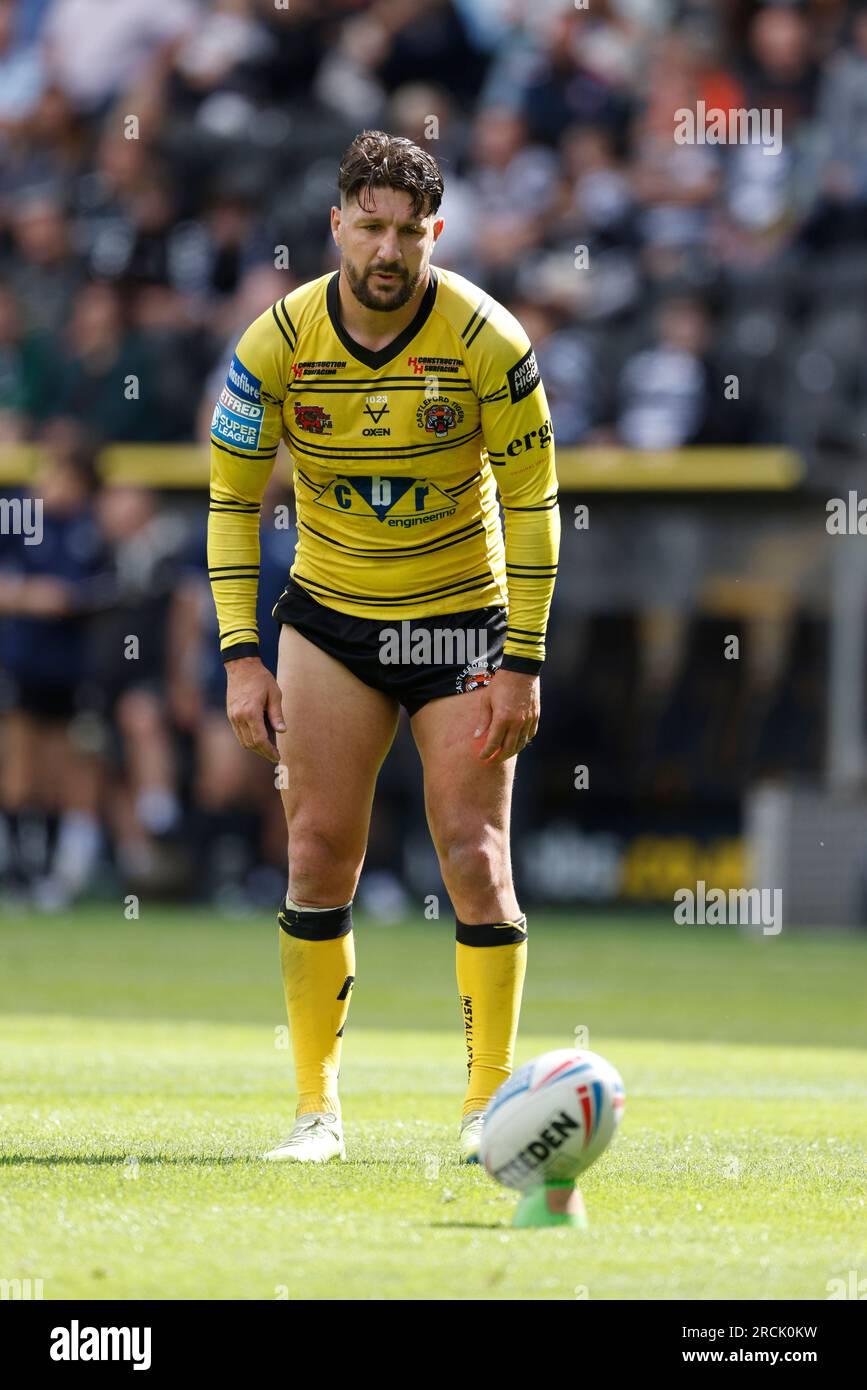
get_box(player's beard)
[344,256,421,311]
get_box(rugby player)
[207,131,560,1163]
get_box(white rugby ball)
[479,1048,625,1190]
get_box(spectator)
[461,107,559,276]
[51,282,157,441]
[7,192,84,336]
[0,427,106,907]
[0,282,51,437]
[0,0,45,129]
[611,296,716,449]
[41,0,197,115]
[88,485,188,887]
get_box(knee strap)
[455,915,527,947]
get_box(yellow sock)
[456,915,527,1117]
[278,900,355,1117]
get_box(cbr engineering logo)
[416,396,465,437]
[312,474,457,526]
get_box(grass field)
[1,906,866,1301]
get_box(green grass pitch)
[1,906,865,1300]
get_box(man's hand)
[474,668,539,763]
[226,656,286,763]
[0,576,72,617]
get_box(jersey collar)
[326,268,438,370]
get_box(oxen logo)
[293,403,333,434]
[416,395,464,437]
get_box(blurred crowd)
[0,431,298,908]
[1,0,867,451]
[0,0,854,906]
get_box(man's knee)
[435,823,511,894]
[288,824,362,903]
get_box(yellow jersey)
[208,266,560,671]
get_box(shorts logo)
[506,346,541,404]
[416,396,464,437]
[456,658,496,695]
[291,360,346,378]
[294,403,333,434]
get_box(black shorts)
[0,675,88,723]
[272,575,507,716]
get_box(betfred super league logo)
[293,403,333,434]
[416,395,464,437]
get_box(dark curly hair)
[338,130,444,218]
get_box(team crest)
[417,395,464,438]
[456,659,495,695]
[294,403,333,434]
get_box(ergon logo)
[49,1321,152,1371]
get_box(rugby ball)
[479,1048,625,1191]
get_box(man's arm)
[480,342,560,672]
[475,324,560,760]
[207,314,289,761]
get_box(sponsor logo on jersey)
[226,353,261,403]
[219,385,263,421]
[211,391,264,452]
[363,395,389,424]
[362,395,390,436]
[506,346,541,403]
[407,355,463,375]
[293,403,333,434]
[505,418,553,456]
[416,396,465,437]
[312,474,457,526]
[291,360,346,378]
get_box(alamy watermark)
[50,1322,151,1370]
[826,493,867,534]
[674,102,782,157]
[378,621,488,667]
[674,881,782,935]
[0,496,42,545]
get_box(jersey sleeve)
[207,305,289,661]
[474,312,560,673]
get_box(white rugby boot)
[263,1112,345,1163]
[459,1110,486,1164]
